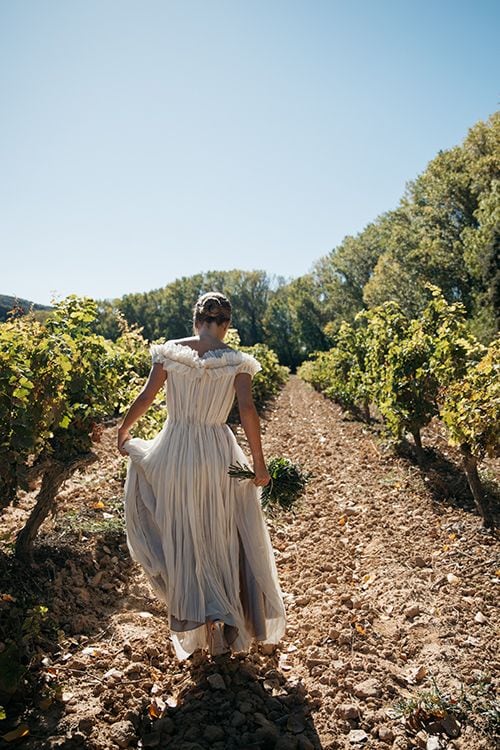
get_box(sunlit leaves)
[298,289,499,525]
[441,336,500,461]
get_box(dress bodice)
[150,341,261,425]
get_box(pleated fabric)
[123,341,287,660]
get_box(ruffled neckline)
[150,340,260,372]
[168,341,237,361]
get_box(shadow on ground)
[0,530,136,749]
[393,440,500,528]
[137,650,323,750]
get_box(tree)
[363,112,499,335]
[262,275,329,370]
[312,215,390,328]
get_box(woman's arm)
[117,364,167,454]
[234,372,270,487]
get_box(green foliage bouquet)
[228,457,311,511]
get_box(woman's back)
[149,340,259,426]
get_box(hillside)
[0,294,53,322]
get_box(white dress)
[123,341,287,660]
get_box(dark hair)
[193,292,232,330]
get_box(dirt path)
[1,376,498,750]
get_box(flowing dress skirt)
[123,419,286,660]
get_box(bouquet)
[228,456,311,511]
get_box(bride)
[117,292,286,659]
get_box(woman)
[117,292,286,660]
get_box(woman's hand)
[253,463,271,487]
[117,428,132,456]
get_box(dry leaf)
[2,725,30,742]
[405,665,428,684]
[414,665,428,682]
[361,573,375,590]
[148,704,159,719]
[93,501,105,509]
[148,697,166,719]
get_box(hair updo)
[193,291,232,330]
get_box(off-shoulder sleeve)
[150,343,167,365]
[149,340,204,374]
[236,353,262,379]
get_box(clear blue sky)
[1,0,498,306]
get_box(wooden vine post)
[460,445,495,530]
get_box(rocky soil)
[0,376,498,750]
